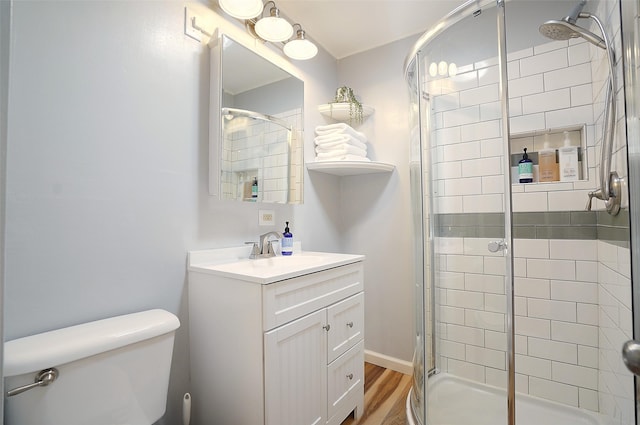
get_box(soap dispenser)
[251,177,258,199]
[281,221,293,256]
[518,147,533,183]
[538,141,559,182]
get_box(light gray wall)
[336,36,419,363]
[3,1,340,424]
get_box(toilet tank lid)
[4,309,180,377]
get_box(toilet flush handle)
[6,368,59,397]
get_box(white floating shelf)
[318,103,375,123]
[306,161,394,176]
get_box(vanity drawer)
[262,262,364,331]
[327,340,364,422]
[327,292,364,363]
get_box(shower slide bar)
[221,107,292,131]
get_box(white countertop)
[188,249,364,284]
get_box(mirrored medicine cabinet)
[209,32,304,204]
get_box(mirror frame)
[208,31,304,204]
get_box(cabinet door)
[327,340,364,423]
[327,292,364,363]
[264,309,328,425]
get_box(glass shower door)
[407,1,514,424]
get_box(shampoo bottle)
[251,177,258,199]
[281,221,293,256]
[518,148,533,183]
[558,132,579,182]
[538,142,559,182]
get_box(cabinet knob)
[323,324,331,331]
[346,321,354,328]
[346,373,353,380]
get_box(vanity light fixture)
[283,24,318,60]
[254,1,293,42]
[219,0,263,19]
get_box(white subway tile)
[577,346,598,368]
[446,358,485,382]
[485,330,507,351]
[481,175,505,194]
[515,354,552,379]
[507,47,533,61]
[438,272,465,290]
[529,377,579,407]
[435,161,462,179]
[547,190,594,211]
[578,388,599,412]
[509,97,523,116]
[443,141,482,162]
[485,294,506,313]
[440,305,466,325]
[447,323,485,346]
[486,368,508,389]
[551,280,598,304]
[512,192,549,212]
[519,49,568,77]
[515,334,528,354]
[509,113,546,134]
[533,40,568,55]
[435,196,463,214]
[465,309,505,332]
[545,105,594,129]
[433,92,460,112]
[528,298,576,322]
[568,42,591,66]
[514,258,527,277]
[552,362,598,390]
[544,63,592,91]
[480,101,502,121]
[466,345,506,369]
[435,126,462,146]
[552,322,598,347]
[462,194,504,213]
[509,74,544,98]
[526,258,576,280]
[515,316,551,338]
[549,240,597,261]
[529,337,577,364]
[461,156,502,178]
[445,177,482,196]
[515,277,551,299]
[513,239,549,259]
[481,137,504,157]
[484,256,507,276]
[465,272,504,295]
[515,296,528,316]
[576,261,598,283]
[447,255,485,273]
[460,84,499,107]
[522,88,571,115]
[447,71,479,92]
[440,340,466,360]
[461,119,502,142]
[443,105,480,127]
[577,303,599,326]
[571,84,593,107]
[479,65,500,86]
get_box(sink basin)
[188,251,364,284]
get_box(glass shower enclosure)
[405,0,637,424]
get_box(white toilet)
[3,309,180,425]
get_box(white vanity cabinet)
[188,250,365,425]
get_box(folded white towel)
[315,144,367,157]
[314,134,368,151]
[316,148,368,159]
[315,154,371,162]
[315,123,367,142]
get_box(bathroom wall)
[0,0,9,416]
[334,36,418,367]
[3,1,342,424]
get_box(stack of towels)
[314,123,370,162]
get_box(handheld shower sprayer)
[538,1,621,215]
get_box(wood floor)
[341,363,413,425]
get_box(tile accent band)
[434,210,630,245]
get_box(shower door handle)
[487,240,506,253]
[622,340,640,376]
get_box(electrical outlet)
[184,7,202,42]
[259,210,275,226]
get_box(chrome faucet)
[259,231,282,257]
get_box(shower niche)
[510,126,587,184]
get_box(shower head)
[539,17,606,49]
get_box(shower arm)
[584,13,621,215]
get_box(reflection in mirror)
[210,34,304,204]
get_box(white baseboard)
[364,350,414,375]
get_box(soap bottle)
[251,177,258,199]
[538,142,559,182]
[558,132,579,182]
[518,147,533,183]
[281,222,293,256]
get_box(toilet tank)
[4,309,180,425]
